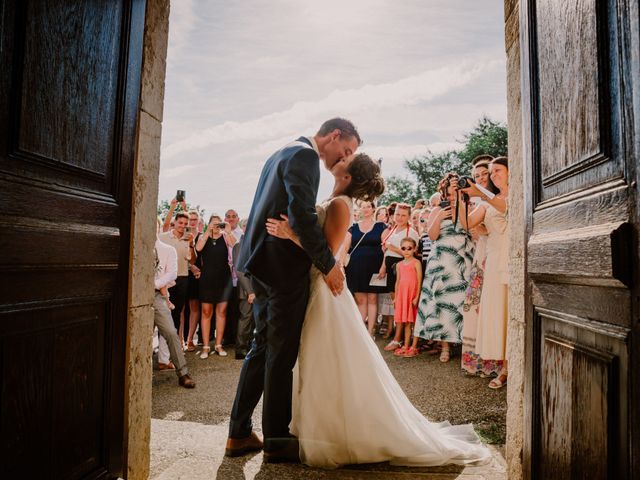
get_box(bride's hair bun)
[345,153,385,202]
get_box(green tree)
[380,116,508,205]
[157,199,206,220]
[457,116,508,163]
[379,176,418,205]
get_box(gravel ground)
[152,338,506,444]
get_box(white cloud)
[158,0,507,219]
[162,60,500,160]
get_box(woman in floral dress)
[460,156,504,377]
[410,173,473,362]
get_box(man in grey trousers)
[155,219,196,388]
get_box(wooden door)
[520,0,639,478]
[0,1,145,478]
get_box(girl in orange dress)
[392,238,422,357]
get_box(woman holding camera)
[460,156,504,378]
[409,173,473,361]
[196,215,237,359]
[458,157,509,388]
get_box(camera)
[457,176,474,189]
[176,189,186,202]
[216,222,226,228]
[439,200,451,209]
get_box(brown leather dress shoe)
[178,374,196,388]
[225,431,264,457]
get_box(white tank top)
[384,224,420,258]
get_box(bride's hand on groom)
[323,263,345,296]
[266,214,293,239]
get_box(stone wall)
[125,1,170,478]
[504,1,525,479]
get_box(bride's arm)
[265,214,303,248]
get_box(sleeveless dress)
[394,260,419,324]
[198,235,233,303]
[475,205,508,360]
[414,219,473,343]
[290,196,490,468]
[345,222,386,293]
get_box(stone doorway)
[127,1,525,479]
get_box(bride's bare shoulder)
[326,196,352,219]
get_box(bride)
[265,153,491,469]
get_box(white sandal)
[215,344,228,357]
[489,373,508,389]
[200,346,210,359]
[383,340,402,351]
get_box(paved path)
[151,338,507,479]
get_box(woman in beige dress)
[461,156,504,377]
[459,157,509,389]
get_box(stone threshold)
[150,418,506,480]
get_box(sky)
[159,0,507,219]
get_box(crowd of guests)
[153,153,509,391]
[152,199,257,388]
[343,154,509,389]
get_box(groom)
[226,118,361,462]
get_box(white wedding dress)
[290,196,491,469]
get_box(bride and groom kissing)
[225,118,490,468]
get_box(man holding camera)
[159,211,195,337]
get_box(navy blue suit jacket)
[237,137,335,289]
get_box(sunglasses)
[400,246,414,251]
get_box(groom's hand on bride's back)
[323,262,345,296]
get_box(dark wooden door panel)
[1,303,108,479]
[521,0,638,477]
[0,1,146,478]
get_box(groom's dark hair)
[317,118,362,146]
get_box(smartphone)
[176,189,186,202]
[182,226,192,240]
[439,200,451,209]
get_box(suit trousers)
[154,292,189,377]
[228,275,309,444]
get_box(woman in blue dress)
[344,200,387,337]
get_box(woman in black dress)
[344,200,386,337]
[195,214,237,358]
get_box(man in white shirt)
[158,212,194,343]
[155,219,195,388]
[225,209,244,241]
[224,209,243,346]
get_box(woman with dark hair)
[460,156,504,377]
[265,154,489,468]
[375,205,389,224]
[408,172,473,361]
[459,156,509,388]
[195,215,237,359]
[344,199,386,337]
